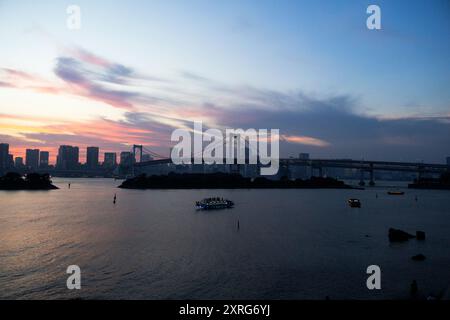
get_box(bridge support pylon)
[359,169,365,186]
[417,165,425,181]
[369,168,375,186]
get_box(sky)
[0,0,449,163]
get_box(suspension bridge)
[130,144,450,185]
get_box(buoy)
[113,193,117,204]
[237,219,240,231]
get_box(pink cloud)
[281,134,330,147]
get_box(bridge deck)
[134,158,450,173]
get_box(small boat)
[196,197,234,210]
[387,191,405,195]
[348,198,361,208]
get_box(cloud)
[281,135,330,147]
[71,48,113,68]
[0,67,51,90]
[1,46,449,163]
[196,87,450,162]
[0,113,173,162]
[0,81,13,88]
[1,68,36,80]
[53,56,141,109]
[180,71,212,83]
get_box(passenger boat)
[196,197,234,210]
[348,198,361,208]
[387,191,405,195]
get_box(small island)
[409,172,450,190]
[0,172,59,190]
[118,172,354,189]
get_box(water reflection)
[0,178,449,299]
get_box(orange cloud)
[281,134,330,147]
[0,113,169,164]
[0,67,64,95]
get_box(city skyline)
[1,141,449,170]
[1,0,449,163]
[0,142,125,169]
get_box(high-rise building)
[26,149,40,170]
[295,153,310,179]
[86,147,99,169]
[8,154,14,169]
[39,151,49,168]
[299,153,310,160]
[15,157,24,168]
[0,143,9,173]
[103,152,117,168]
[120,152,134,167]
[56,145,79,170]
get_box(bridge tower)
[131,145,143,177]
[133,145,143,163]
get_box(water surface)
[1,178,449,299]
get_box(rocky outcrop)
[416,231,426,240]
[411,254,426,261]
[388,228,415,242]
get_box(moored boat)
[387,191,405,195]
[348,198,361,208]
[196,197,234,210]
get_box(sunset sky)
[0,0,449,163]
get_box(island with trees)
[0,172,59,190]
[118,172,354,189]
[409,172,450,190]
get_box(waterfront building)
[15,156,24,168]
[56,145,79,170]
[0,143,10,174]
[39,151,49,168]
[104,152,117,168]
[120,152,134,167]
[25,149,40,170]
[86,147,99,169]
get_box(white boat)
[196,197,234,210]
